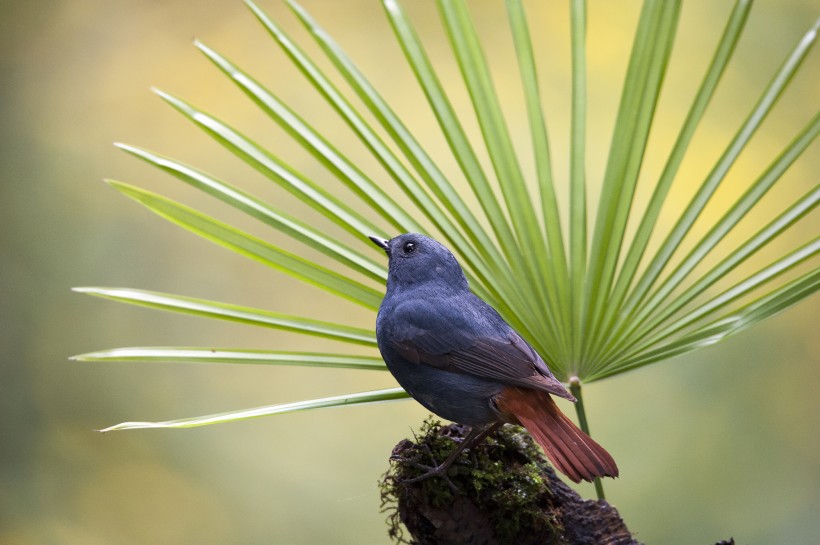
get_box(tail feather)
[497,386,619,483]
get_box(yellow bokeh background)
[1,1,818,543]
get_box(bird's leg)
[460,421,503,451]
[395,422,503,490]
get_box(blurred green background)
[1,1,818,543]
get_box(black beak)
[368,235,390,252]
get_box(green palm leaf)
[77,0,819,458]
[97,388,408,432]
[73,347,386,370]
[115,143,387,283]
[106,180,383,309]
[284,0,517,292]
[73,287,376,344]
[590,0,752,367]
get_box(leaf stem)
[569,376,605,500]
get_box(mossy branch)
[380,419,635,545]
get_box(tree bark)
[380,420,734,545]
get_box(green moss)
[381,418,564,544]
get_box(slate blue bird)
[370,233,618,483]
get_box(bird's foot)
[390,443,459,492]
[401,463,458,492]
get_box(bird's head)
[369,233,468,293]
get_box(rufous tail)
[497,386,619,483]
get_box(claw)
[391,439,460,491]
[390,423,502,493]
[402,464,458,492]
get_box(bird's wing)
[388,298,575,401]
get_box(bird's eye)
[403,242,416,254]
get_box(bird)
[370,233,618,484]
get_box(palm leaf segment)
[75,0,820,430]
